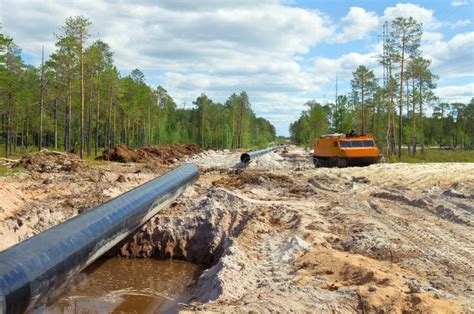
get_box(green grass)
[0,164,25,177]
[0,146,39,159]
[0,146,104,160]
[390,148,474,163]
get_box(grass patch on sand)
[389,149,474,163]
[0,164,25,177]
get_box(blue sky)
[1,0,473,136]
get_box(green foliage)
[290,16,473,161]
[394,149,474,163]
[390,17,422,59]
[0,164,24,176]
[191,91,274,149]
[290,101,330,147]
[333,95,356,133]
[350,65,377,133]
[0,18,275,158]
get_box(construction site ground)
[0,145,473,313]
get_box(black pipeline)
[0,163,199,314]
[240,145,288,164]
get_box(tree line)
[0,17,275,158]
[290,17,474,158]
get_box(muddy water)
[33,259,202,314]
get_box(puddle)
[32,258,202,313]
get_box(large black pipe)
[0,163,199,313]
[240,145,288,163]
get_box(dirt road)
[1,146,473,312]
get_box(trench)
[32,258,202,313]
[31,188,244,312]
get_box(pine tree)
[390,17,422,159]
[350,65,378,134]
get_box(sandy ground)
[1,146,473,312]
[0,157,164,251]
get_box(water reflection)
[32,259,201,314]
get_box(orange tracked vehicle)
[313,132,381,168]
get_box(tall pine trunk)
[79,27,85,159]
[95,76,100,156]
[411,79,417,156]
[106,82,112,150]
[419,79,425,154]
[54,95,58,150]
[148,102,151,145]
[87,77,93,157]
[5,92,11,158]
[112,102,116,147]
[398,39,405,160]
[39,46,44,151]
[141,118,145,147]
[361,85,365,133]
[25,101,29,149]
[65,80,72,152]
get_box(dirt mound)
[98,144,202,164]
[212,170,293,188]
[98,145,140,163]
[141,144,202,163]
[14,150,85,173]
[294,247,462,313]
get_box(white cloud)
[2,1,335,71]
[447,19,472,29]
[423,31,444,43]
[160,68,327,135]
[332,7,379,43]
[436,83,474,103]
[383,3,440,29]
[314,52,379,81]
[451,0,470,7]
[425,32,474,78]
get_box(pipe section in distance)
[240,145,288,164]
[0,163,199,314]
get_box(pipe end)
[240,153,250,163]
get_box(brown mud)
[97,144,202,164]
[32,259,201,313]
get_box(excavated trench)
[117,194,248,263]
[113,188,253,303]
[33,259,202,313]
[36,188,248,312]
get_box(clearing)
[0,146,473,312]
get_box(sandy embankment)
[0,146,473,312]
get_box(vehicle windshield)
[363,140,374,147]
[339,140,375,148]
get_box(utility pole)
[39,46,44,151]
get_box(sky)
[1,0,473,136]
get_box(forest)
[0,17,275,158]
[290,17,474,159]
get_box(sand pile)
[211,170,293,189]
[185,149,242,169]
